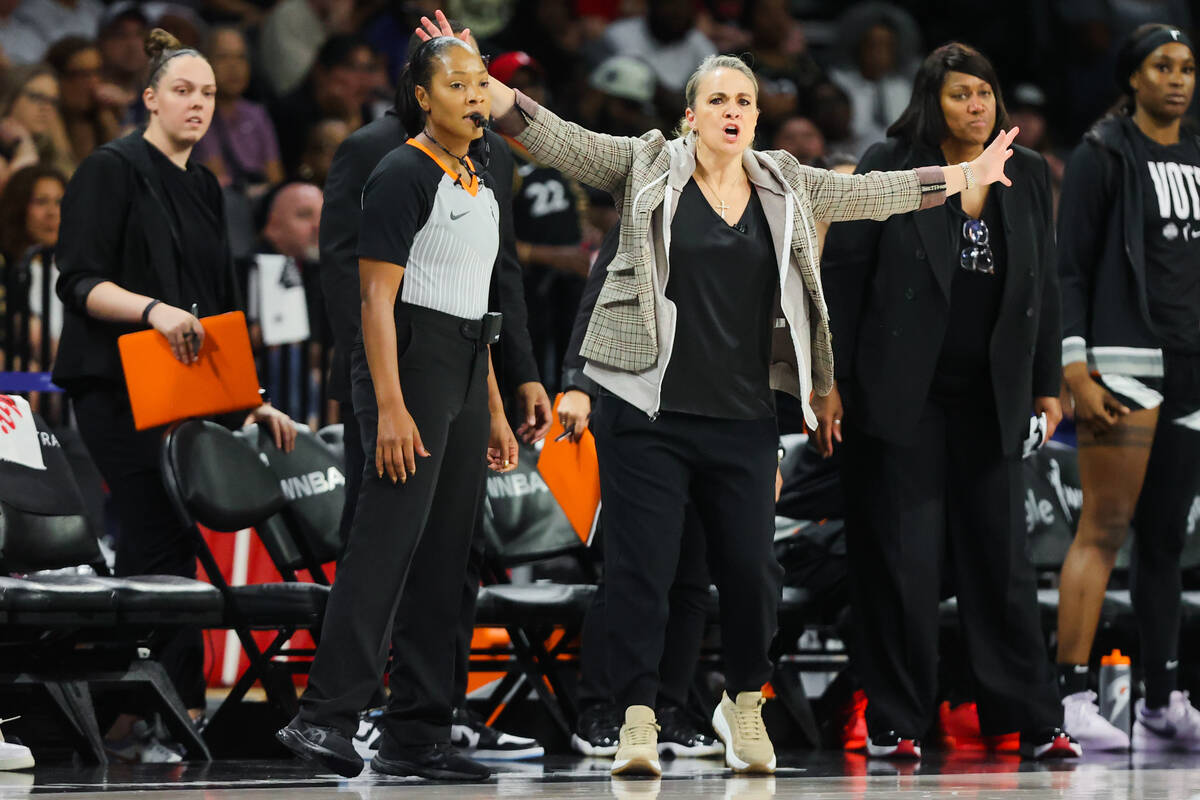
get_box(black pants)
[577,504,712,711]
[300,305,490,744]
[1131,350,1200,706]
[591,392,781,709]
[72,386,206,710]
[841,391,1061,738]
[337,365,487,714]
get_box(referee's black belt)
[397,302,502,346]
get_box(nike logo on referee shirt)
[450,210,470,220]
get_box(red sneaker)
[840,690,868,751]
[1021,728,1082,760]
[939,701,1020,752]
[866,732,921,759]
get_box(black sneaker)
[450,707,544,760]
[866,731,922,760]
[571,703,621,757]
[1021,727,1082,760]
[371,741,492,780]
[276,716,363,777]
[655,704,723,758]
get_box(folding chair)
[471,441,599,738]
[0,411,220,762]
[234,423,347,583]
[160,420,330,736]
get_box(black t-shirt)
[147,143,229,318]
[1131,128,1200,352]
[660,179,777,419]
[511,148,583,247]
[934,192,1006,395]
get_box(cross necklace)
[695,171,731,220]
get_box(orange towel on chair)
[118,311,261,431]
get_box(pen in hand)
[185,303,200,362]
[554,427,575,442]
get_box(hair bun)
[145,27,183,60]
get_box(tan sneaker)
[712,691,776,773]
[611,705,661,776]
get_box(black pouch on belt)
[481,312,503,345]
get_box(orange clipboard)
[537,393,602,544]
[118,310,261,431]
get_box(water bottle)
[1099,649,1132,735]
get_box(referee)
[278,36,525,780]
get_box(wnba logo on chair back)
[280,467,346,500]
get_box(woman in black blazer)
[820,43,1073,760]
[52,29,294,735]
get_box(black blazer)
[821,140,1061,456]
[53,133,239,392]
[318,111,539,402]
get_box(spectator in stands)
[259,0,356,97]
[1054,23,1200,753]
[46,37,124,164]
[15,0,104,43]
[0,68,50,188]
[154,4,207,50]
[52,28,296,755]
[0,164,65,367]
[744,0,824,137]
[499,0,592,118]
[602,0,716,98]
[807,80,859,156]
[827,2,921,154]
[304,19,551,773]
[272,35,378,177]
[245,181,326,425]
[492,51,591,394]
[278,33,523,782]
[194,25,284,190]
[820,42,1075,762]
[202,0,273,28]
[577,55,660,138]
[1,66,72,169]
[771,116,825,165]
[1007,83,1064,213]
[294,116,349,186]
[470,9,1017,770]
[98,2,150,129]
[0,0,49,66]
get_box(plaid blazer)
[496,93,945,413]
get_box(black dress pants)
[1131,351,1200,706]
[841,391,1061,739]
[72,385,206,710]
[300,305,490,745]
[338,361,488,715]
[591,392,781,709]
[577,504,712,711]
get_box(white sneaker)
[1062,691,1130,751]
[0,718,33,772]
[104,720,183,764]
[353,709,383,760]
[1132,691,1200,752]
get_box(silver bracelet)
[959,161,976,191]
